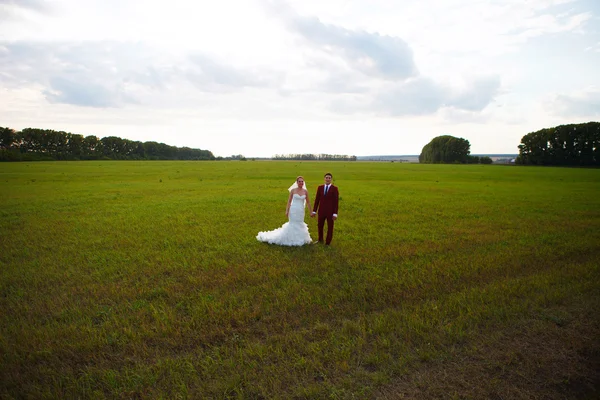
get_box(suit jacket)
[313,184,339,217]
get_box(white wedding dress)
[257,194,312,246]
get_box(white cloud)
[282,15,417,80]
[0,0,51,17]
[330,75,501,117]
[0,41,284,107]
[185,54,281,92]
[448,76,502,112]
[547,87,600,117]
[585,42,600,52]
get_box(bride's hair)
[289,176,307,192]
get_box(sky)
[1,0,599,157]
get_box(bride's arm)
[304,190,311,210]
[286,191,293,216]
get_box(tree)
[82,135,100,159]
[0,127,19,161]
[67,133,84,159]
[0,127,15,149]
[419,135,471,163]
[517,122,599,166]
[1,126,216,161]
[101,136,126,158]
[467,155,480,164]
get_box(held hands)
[309,211,337,219]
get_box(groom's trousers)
[318,214,335,245]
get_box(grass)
[1,161,599,399]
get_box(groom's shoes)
[313,240,323,244]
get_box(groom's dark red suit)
[313,184,339,245]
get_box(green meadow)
[1,161,599,399]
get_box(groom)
[311,172,339,245]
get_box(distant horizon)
[0,125,520,159]
[356,153,518,157]
[247,153,519,159]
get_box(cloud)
[439,108,493,124]
[372,77,446,116]
[331,75,501,117]
[281,56,371,94]
[0,0,49,11]
[185,54,280,92]
[318,73,369,94]
[548,87,600,117]
[509,12,592,42]
[43,76,137,108]
[0,42,158,107]
[448,76,502,112]
[0,41,281,107]
[267,1,417,80]
[585,42,600,52]
[265,1,503,117]
[0,0,51,20]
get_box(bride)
[257,176,313,246]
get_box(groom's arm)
[312,187,321,215]
[332,187,339,216]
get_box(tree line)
[516,122,599,166]
[4,122,597,165]
[0,127,215,161]
[273,153,357,161]
[419,121,598,166]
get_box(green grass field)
[1,161,599,399]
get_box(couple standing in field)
[257,173,339,246]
